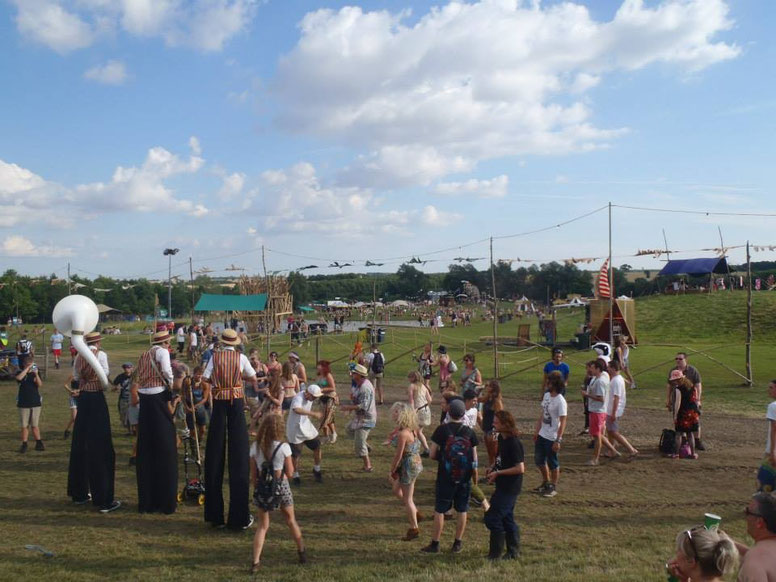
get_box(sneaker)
[577,428,589,436]
[542,484,558,498]
[329,431,337,444]
[532,482,549,494]
[35,440,45,451]
[695,440,706,451]
[298,549,307,565]
[63,430,70,440]
[99,500,121,514]
[18,442,28,454]
[586,459,600,466]
[242,515,255,530]
[402,528,420,541]
[420,542,439,553]
[293,476,301,486]
[313,470,323,483]
[73,494,92,505]
[451,539,463,553]
[128,457,136,466]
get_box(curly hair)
[256,413,286,459]
[390,402,419,431]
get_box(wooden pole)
[746,241,753,385]
[490,236,499,379]
[608,202,613,345]
[189,257,195,324]
[372,278,377,343]
[262,245,271,359]
[315,334,320,364]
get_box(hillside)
[635,290,776,342]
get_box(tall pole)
[372,278,377,342]
[718,226,732,292]
[167,253,172,320]
[67,262,72,295]
[746,241,753,385]
[490,236,499,379]
[608,202,613,345]
[262,245,271,360]
[189,257,195,324]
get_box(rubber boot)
[503,530,520,560]
[488,531,505,560]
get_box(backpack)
[442,424,474,484]
[659,429,677,456]
[253,443,284,511]
[371,352,384,374]
[447,360,458,374]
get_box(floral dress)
[393,434,423,485]
[675,384,700,433]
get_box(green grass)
[1,292,773,580]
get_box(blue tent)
[657,258,728,277]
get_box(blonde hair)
[390,402,419,431]
[256,414,286,459]
[407,370,422,383]
[675,527,739,578]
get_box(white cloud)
[432,175,508,199]
[420,205,462,227]
[1,235,73,257]
[12,0,93,53]
[216,171,245,200]
[83,60,128,85]
[275,0,739,187]
[11,0,258,53]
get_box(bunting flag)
[596,259,611,299]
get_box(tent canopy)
[298,305,315,312]
[194,293,267,312]
[658,258,728,277]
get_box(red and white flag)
[596,259,611,299]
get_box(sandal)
[363,466,374,473]
[250,562,260,574]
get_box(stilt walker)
[132,330,178,514]
[68,331,120,513]
[203,329,257,529]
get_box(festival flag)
[596,259,611,299]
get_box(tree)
[389,264,427,299]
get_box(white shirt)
[250,441,292,472]
[137,346,174,394]
[766,401,776,454]
[50,333,64,350]
[445,407,478,428]
[538,392,568,442]
[588,372,609,414]
[286,391,319,444]
[73,347,110,380]
[189,331,198,347]
[607,374,626,418]
[202,347,256,381]
[176,327,185,342]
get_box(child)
[182,366,211,442]
[112,363,134,434]
[63,375,78,440]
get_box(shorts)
[353,427,372,457]
[282,396,294,411]
[368,372,384,380]
[589,412,607,437]
[52,349,62,357]
[118,399,130,422]
[757,457,775,493]
[19,406,41,428]
[187,405,210,429]
[434,478,471,514]
[605,417,620,434]
[69,396,78,409]
[254,478,294,510]
[290,438,321,457]
[534,435,560,470]
[127,404,140,426]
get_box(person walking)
[541,347,569,398]
[68,332,120,513]
[15,355,44,453]
[582,359,618,466]
[50,328,64,369]
[341,364,377,472]
[286,384,324,485]
[485,410,525,560]
[202,329,257,529]
[388,402,424,541]
[605,361,638,458]
[533,371,567,498]
[421,399,479,554]
[132,330,177,514]
[407,370,432,456]
[366,344,386,405]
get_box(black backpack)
[371,352,384,374]
[253,443,283,510]
[659,429,677,456]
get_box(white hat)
[306,384,322,398]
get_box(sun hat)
[669,369,684,381]
[288,351,301,361]
[448,399,466,419]
[351,363,369,377]
[152,330,171,344]
[85,331,102,344]
[220,329,240,346]
[306,384,322,398]
[437,345,447,354]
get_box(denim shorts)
[434,478,471,514]
[534,435,559,470]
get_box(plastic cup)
[704,513,722,530]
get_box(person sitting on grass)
[16,356,44,453]
[667,525,738,582]
[533,371,567,498]
[387,402,424,542]
[250,414,306,573]
[421,399,479,554]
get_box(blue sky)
[1,0,774,283]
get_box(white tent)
[390,300,410,307]
[327,300,349,308]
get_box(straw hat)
[85,331,102,345]
[152,330,171,344]
[351,363,369,377]
[220,329,241,346]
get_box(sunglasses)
[683,526,702,557]
[675,357,685,361]
[745,507,763,518]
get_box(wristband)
[471,461,478,469]
[555,437,563,444]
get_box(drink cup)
[704,513,722,530]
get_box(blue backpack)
[443,424,474,484]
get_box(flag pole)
[608,202,613,345]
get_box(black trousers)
[204,398,250,527]
[484,488,519,537]
[137,392,178,514]
[67,391,116,508]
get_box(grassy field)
[1,292,773,581]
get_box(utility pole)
[262,245,271,359]
[608,202,613,345]
[746,241,753,385]
[490,237,499,379]
[163,248,179,320]
[189,257,195,324]
[67,262,72,295]
[718,226,732,292]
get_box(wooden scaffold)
[237,275,293,333]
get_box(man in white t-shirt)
[756,380,776,492]
[582,359,618,466]
[444,390,479,428]
[176,326,186,354]
[605,361,638,457]
[286,384,323,485]
[50,329,64,369]
[533,370,567,498]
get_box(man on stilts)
[68,331,121,513]
[203,328,257,530]
[132,330,178,514]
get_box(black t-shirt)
[17,372,41,408]
[113,372,132,400]
[431,421,479,478]
[495,435,524,495]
